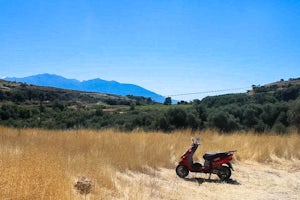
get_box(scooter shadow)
[183,177,240,185]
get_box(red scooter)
[176,138,236,181]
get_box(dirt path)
[113,161,300,200]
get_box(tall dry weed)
[192,130,300,163]
[0,126,299,199]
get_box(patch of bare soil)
[113,161,300,200]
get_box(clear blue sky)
[1,0,300,100]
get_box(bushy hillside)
[195,78,300,133]
[0,79,156,129]
[0,78,299,133]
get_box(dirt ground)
[113,160,300,200]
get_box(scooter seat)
[203,152,228,160]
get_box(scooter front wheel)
[176,165,189,178]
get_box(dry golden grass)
[193,130,300,163]
[0,127,299,199]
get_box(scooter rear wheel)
[217,166,231,181]
[176,165,189,178]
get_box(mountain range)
[4,74,166,103]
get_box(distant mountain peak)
[4,74,166,103]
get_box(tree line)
[0,80,300,133]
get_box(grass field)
[0,127,299,199]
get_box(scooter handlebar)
[193,137,201,145]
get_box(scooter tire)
[176,165,189,178]
[217,166,231,181]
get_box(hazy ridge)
[5,73,166,103]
